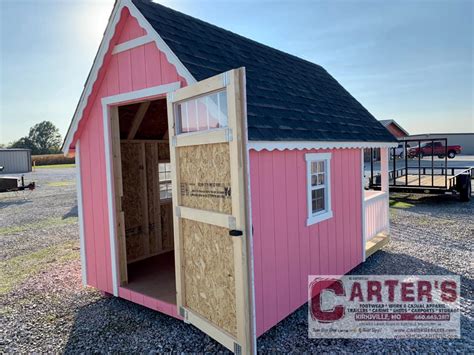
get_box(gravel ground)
[1,167,472,353]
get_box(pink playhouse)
[63,0,397,353]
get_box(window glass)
[176,90,228,134]
[306,152,333,226]
[309,160,327,214]
[158,162,172,200]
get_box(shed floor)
[124,251,176,304]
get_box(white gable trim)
[248,141,398,152]
[125,0,196,85]
[63,0,195,156]
[112,34,154,54]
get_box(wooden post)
[380,148,389,193]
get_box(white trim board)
[62,0,195,156]
[112,34,154,54]
[101,83,180,296]
[361,149,366,262]
[248,141,398,152]
[75,140,88,286]
[305,152,333,226]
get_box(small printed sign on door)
[180,182,231,200]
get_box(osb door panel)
[167,68,254,353]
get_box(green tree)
[9,121,62,155]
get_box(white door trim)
[75,140,88,286]
[101,82,180,296]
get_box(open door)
[167,68,254,354]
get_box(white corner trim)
[305,152,333,227]
[75,140,87,286]
[63,0,195,156]
[102,104,119,296]
[101,82,180,296]
[248,141,398,152]
[112,34,153,54]
[101,81,180,106]
[361,149,366,262]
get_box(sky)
[0,0,473,145]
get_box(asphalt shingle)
[133,0,397,143]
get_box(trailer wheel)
[438,155,444,159]
[448,150,456,159]
[460,178,471,202]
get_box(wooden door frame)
[102,82,181,296]
[167,68,255,354]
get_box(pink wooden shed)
[63,0,397,353]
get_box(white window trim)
[305,152,333,226]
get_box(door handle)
[229,230,243,237]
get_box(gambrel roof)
[132,0,396,143]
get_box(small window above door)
[176,90,228,134]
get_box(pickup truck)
[408,141,462,159]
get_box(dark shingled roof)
[132,0,396,143]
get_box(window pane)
[311,174,317,186]
[311,161,318,174]
[317,173,325,185]
[176,90,228,134]
[312,188,325,213]
[318,161,325,173]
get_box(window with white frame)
[306,153,333,225]
[159,162,172,200]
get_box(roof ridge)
[135,0,326,72]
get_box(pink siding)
[250,148,363,336]
[76,7,185,302]
[118,287,182,320]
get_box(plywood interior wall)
[121,141,173,263]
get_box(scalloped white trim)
[248,141,398,151]
[63,0,196,156]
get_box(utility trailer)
[369,138,472,201]
[0,175,35,193]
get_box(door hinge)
[225,128,233,142]
[179,307,189,323]
[228,216,236,230]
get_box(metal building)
[0,149,32,173]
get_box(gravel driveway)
[1,168,472,352]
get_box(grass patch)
[389,199,414,209]
[0,240,79,295]
[47,180,75,187]
[0,216,78,236]
[35,164,75,169]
